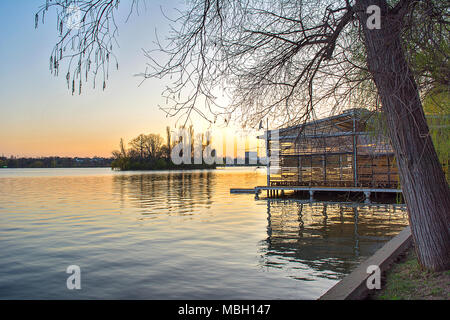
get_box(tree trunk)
[356,0,450,271]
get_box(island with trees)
[111,126,217,171]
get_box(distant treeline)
[111,126,216,171]
[0,156,112,168]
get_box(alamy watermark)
[367,5,381,30]
[66,265,81,290]
[66,4,82,30]
[366,265,381,290]
[168,128,279,168]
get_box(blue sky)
[0,0,192,157]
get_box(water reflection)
[110,171,409,282]
[260,199,408,280]
[112,171,216,216]
[0,168,409,299]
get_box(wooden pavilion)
[260,108,400,190]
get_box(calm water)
[0,168,408,299]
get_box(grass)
[370,246,450,300]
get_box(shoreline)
[369,245,450,300]
[319,226,413,300]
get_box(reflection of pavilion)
[261,199,408,280]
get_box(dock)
[231,186,402,202]
[229,188,256,194]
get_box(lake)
[0,168,408,299]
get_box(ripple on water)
[0,168,408,299]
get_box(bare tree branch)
[35,0,140,94]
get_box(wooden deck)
[255,185,402,193]
[230,185,402,202]
[229,188,256,194]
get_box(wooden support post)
[371,156,374,188]
[352,110,358,187]
[387,155,391,187]
[266,120,270,189]
[299,155,302,185]
[364,191,371,204]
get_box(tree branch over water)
[35,0,141,94]
[37,0,450,271]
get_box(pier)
[230,186,402,203]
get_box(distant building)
[245,151,258,165]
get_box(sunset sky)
[0,0,260,158]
